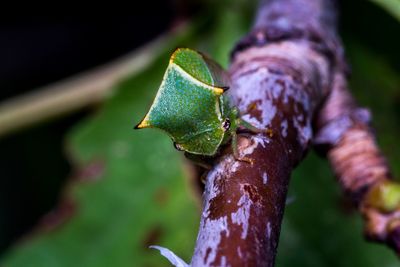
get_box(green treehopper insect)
[134,48,267,162]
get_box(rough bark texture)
[314,70,400,252]
[189,0,399,266]
[191,0,339,266]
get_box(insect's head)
[222,118,231,131]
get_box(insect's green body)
[135,48,246,157]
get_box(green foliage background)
[1,0,399,266]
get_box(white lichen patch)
[193,164,232,266]
[297,113,304,122]
[232,67,278,128]
[220,256,229,267]
[194,215,230,266]
[237,246,243,259]
[292,117,312,148]
[271,78,284,99]
[211,151,244,177]
[241,135,269,157]
[202,162,226,218]
[262,172,269,185]
[241,113,264,129]
[280,119,288,138]
[266,222,272,238]
[231,193,252,239]
[261,100,277,127]
[230,160,241,173]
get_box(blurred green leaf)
[370,0,400,21]
[0,44,201,267]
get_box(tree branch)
[314,66,400,253]
[190,0,341,266]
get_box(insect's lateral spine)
[134,116,150,129]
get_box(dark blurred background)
[0,1,180,253]
[0,0,399,265]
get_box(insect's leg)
[193,160,213,170]
[231,131,254,164]
[237,118,273,138]
[200,171,208,184]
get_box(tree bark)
[191,0,340,266]
[189,0,399,266]
[314,65,400,253]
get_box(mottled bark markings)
[189,0,400,265]
[191,40,331,266]
[186,1,400,266]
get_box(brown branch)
[314,67,400,252]
[186,0,399,265]
[190,0,341,266]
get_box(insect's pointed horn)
[134,116,151,129]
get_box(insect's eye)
[173,142,184,151]
[222,118,231,131]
